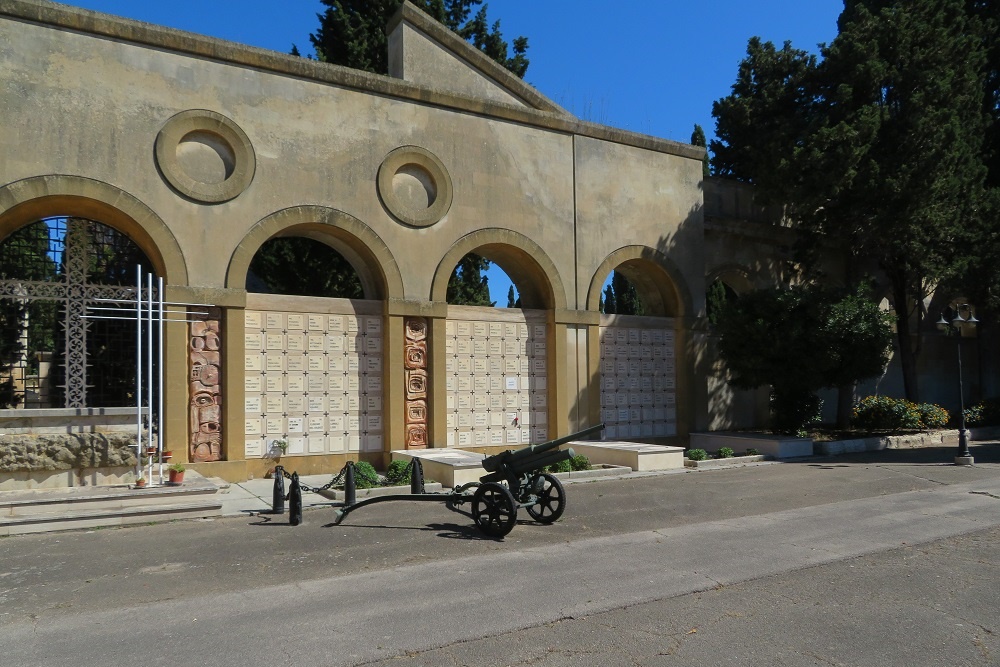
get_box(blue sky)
[66,0,844,304]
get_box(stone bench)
[390,449,485,488]
[568,441,685,471]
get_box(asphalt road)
[2,443,999,666]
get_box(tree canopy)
[307,0,529,77]
[711,0,993,401]
[715,284,893,433]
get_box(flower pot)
[168,470,184,485]
[134,478,146,488]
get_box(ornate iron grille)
[0,217,156,408]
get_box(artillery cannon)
[330,424,604,537]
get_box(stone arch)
[0,175,188,283]
[430,229,567,311]
[706,263,754,295]
[587,246,692,317]
[227,206,404,301]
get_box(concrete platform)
[390,449,486,487]
[570,441,685,471]
[689,432,814,459]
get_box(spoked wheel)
[525,473,565,523]
[471,482,518,537]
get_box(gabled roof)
[387,1,571,116]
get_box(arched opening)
[246,236,363,298]
[590,248,691,441]
[0,217,157,409]
[433,232,565,448]
[234,209,399,460]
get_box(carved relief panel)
[190,307,223,462]
[403,317,429,449]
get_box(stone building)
[0,0,988,488]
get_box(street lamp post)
[937,304,978,465]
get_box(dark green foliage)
[915,403,950,429]
[717,446,735,458]
[569,455,591,471]
[446,253,494,306]
[602,284,616,314]
[712,1,991,400]
[505,285,521,308]
[611,271,644,316]
[247,237,364,298]
[715,284,893,433]
[706,279,738,327]
[384,459,411,486]
[0,301,23,408]
[352,461,381,489]
[964,397,1000,426]
[686,448,708,461]
[746,448,760,456]
[544,459,572,473]
[309,0,529,78]
[690,124,710,178]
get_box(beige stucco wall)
[0,1,711,479]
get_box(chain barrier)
[277,459,416,496]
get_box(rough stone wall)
[0,433,138,473]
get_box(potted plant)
[167,463,185,485]
[134,475,147,489]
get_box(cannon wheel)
[472,482,518,537]
[525,473,565,524]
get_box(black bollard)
[272,465,286,514]
[344,461,357,506]
[289,472,303,526]
[409,457,425,494]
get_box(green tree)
[446,253,493,306]
[716,284,893,433]
[690,124,710,178]
[712,0,989,401]
[308,0,529,77]
[247,237,364,298]
[602,284,616,314]
[505,284,521,308]
[612,271,644,316]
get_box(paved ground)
[1,443,998,666]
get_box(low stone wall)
[815,426,1000,456]
[0,432,138,475]
[0,408,139,434]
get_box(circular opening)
[176,131,236,185]
[391,163,437,210]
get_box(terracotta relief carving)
[403,317,429,449]
[190,307,223,462]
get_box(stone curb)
[316,482,444,501]
[552,464,633,480]
[684,455,769,469]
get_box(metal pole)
[158,276,165,483]
[135,264,143,481]
[956,336,971,459]
[147,271,157,483]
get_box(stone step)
[568,441,686,471]
[0,498,223,536]
[0,473,223,536]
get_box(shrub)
[717,446,735,458]
[352,461,381,489]
[569,454,592,471]
[545,459,572,473]
[915,403,949,429]
[852,395,921,431]
[687,448,708,461]
[965,398,1000,427]
[746,448,760,456]
[384,459,411,486]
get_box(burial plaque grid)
[244,307,383,457]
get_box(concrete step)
[0,473,223,536]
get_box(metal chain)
[280,459,412,494]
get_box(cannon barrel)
[481,423,603,473]
[481,447,575,483]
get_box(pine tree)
[247,237,364,298]
[446,253,494,306]
[308,0,528,77]
[690,124,710,178]
[711,0,989,400]
[602,284,616,315]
